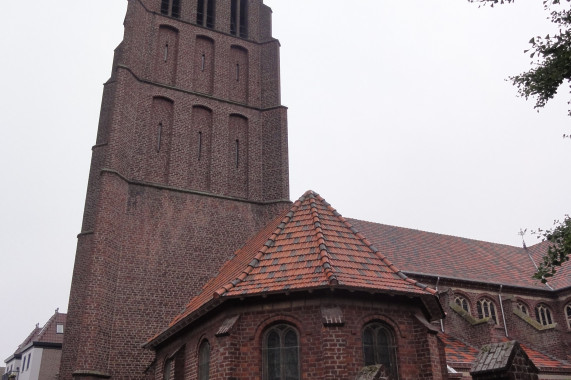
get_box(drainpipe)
[436,276,444,332]
[498,284,508,337]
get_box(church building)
[60,1,571,379]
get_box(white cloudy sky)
[1,0,570,361]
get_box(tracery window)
[535,304,553,326]
[363,322,399,380]
[161,0,181,18]
[262,324,300,380]
[516,301,529,315]
[454,295,470,313]
[566,304,571,330]
[477,298,498,324]
[198,340,210,380]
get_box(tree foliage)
[469,0,571,123]
[532,216,571,283]
[469,0,571,280]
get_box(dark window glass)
[161,0,170,15]
[171,0,180,18]
[206,0,215,28]
[230,0,238,35]
[239,0,248,38]
[198,340,210,380]
[197,0,205,25]
[477,299,498,324]
[535,305,553,326]
[362,323,398,379]
[163,359,172,380]
[263,325,299,380]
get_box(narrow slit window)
[157,122,163,153]
[164,43,169,62]
[197,0,205,25]
[236,64,240,81]
[230,0,238,35]
[235,139,239,168]
[201,54,206,71]
[161,0,180,18]
[198,132,202,161]
[239,0,248,38]
[206,0,215,29]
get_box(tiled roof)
[441,333,571,374]
[470,341,525,373]
[520,342,571,373]
[439,334,479,369]
[12,310,66,355]
[348,219,571,291]
[161,191,441,341]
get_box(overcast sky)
[1,0,570,362]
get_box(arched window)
[566,304,571,330]
[362,322,398,380]
[454,295,470,313]
[198,340,210,380]
[262,324,300,380]
[477,298,498,324]
[161,0,181,18]
[516,301,529,315]
[535,304,553,326]
[163,358,172,380]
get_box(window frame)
[453,295,470,313]
[535,304,554,326]
[262,323,300,380]
[477,298,498,325]
[362,322,399,380]
[516,301,530,316]
[198,339,210,380]
[565,303,571,330]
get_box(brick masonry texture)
[61,0,571,379]
[152,294,448,380]
[61,0,290,379]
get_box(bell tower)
[60,0,289,378]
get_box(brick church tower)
[60,1,290,378]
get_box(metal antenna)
[518,228,527,249]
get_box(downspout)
[498,284,508,337]
[436,276,444,332]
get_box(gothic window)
[230,0,248,38]
[535,304,553,326]
[197,0,215,28]
[477,298,498,324]
[454,295,470,313]
[566,304,571,330]
[163,358,172,380]
[198,340,210,380]
[161,0,181,18]
[362,322,398,380]
[262,324,300,380]
[516,301,529,315]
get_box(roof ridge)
[308,192,338,286]
[330,203,436,296]
[213,197,305,298]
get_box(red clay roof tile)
[348,219,571,290]
[163,191,441,337]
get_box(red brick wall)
[61,1,289,379]
[152,294,448,380]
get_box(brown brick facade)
[61,1,290,379]
[152,293,448,380]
